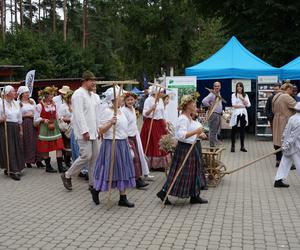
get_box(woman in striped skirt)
[92,87,136,207]
[0,85,25,180]
[157,93,208,205]
[121,92,150,189]
[18,86,45,168]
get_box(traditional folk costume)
[57,92,73,168]
[121,92,150,189]
[274,103,300,188]
[35,86,65,173]
[230,93,251,152]
[140,87,170,171]
[272,91,296,165]
[18,86,44,168]
[0,86,25,180]
[92,87,136,207]
[157,94,208,205]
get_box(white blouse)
[120,106,138,137]
[143,96,165,120]
[58,103,72,120]
[34,102,57,124]
[19,99,36,117]
[230,93,251,127]
[0,99,22,124]
[176,114,203,144]
[100,107,128,140]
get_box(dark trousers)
[274,145,282,162]
[231,114,246,148]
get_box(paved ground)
[0,136,300,250]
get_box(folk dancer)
[157,93,208,205]
[0,86,25,180]
[18,86,45,168]
[121,92,150,189]
[92,87,136,207]
[61,71,100,191]
[140,86,170,171]
[34,86,66,173]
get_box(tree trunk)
[52,0,56,32]
[10,0,13,32]
[14,0,17,27]
[19,0,23,29]
[29,0,32,28]
[63,0,67,41]
[38,0,40,31]
[82,0,88,49]
[0,0,5,41]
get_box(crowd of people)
[0,70,209,208]
[1,72,299,207]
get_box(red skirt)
[37,138,64,153]
[140,118,170,169]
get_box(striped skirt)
[93,139,136,192]
[128,136,142,179]
[0,122,25,173]
[140,118,170,170]
[162,141,202,198]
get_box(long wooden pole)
[161,96,221,208]
[107,84,123,208]
[1,89,10,175]
[144,86,162,155]
[224,148,282,175]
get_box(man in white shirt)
[61,71,100,191]
[53,85,71,111]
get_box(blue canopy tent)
[185,36,280,133]
[185,36,280,80]
[280,56,300,80]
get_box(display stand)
[256,76,279,138]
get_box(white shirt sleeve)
[143,97,152,117]
[176,117,189,141]
[244,94,251,108]
[34,103,43,124]
[72,93,89,135]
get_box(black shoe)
[44,158,57,173]
[231,146,235,152]
[57,157,68,173]
[10,173,21,181]
[151,167,165,172]
[46,165,57,173]
[201,186,208,190]
[26,163,33,168]
[241,147,247,152]
[274,179,289,188]
[118,195,135,208]
[291,165,296,170]
[275,161,280,168]
[78,172,85,178]
[36,161,45,168]
[61,173,72,190]
[190,196,208,204]
[136,178,149,189]
[156,190,172,205]
[91,188,100,205]
[4,169,8,175]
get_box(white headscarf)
[17,86,30,98]
[104,85,127,104]
[4,85,14,95]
